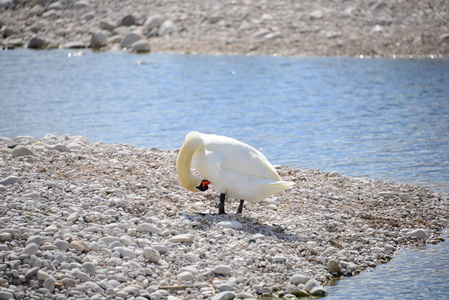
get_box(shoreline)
[1,134,448,299]
[1,0,448,58]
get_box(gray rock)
[113,26,132,36]
[11,145,34,157]
[0,176,21,186]
[309,286,327,297]
[406,229,429,239]
[304,279,320,292]
[144,15,164,32]
[143,247,160,263]
[99,20,116,31]
[121,32,145,48]
[136,223,160,234]
[26,235,43,246]
[328,259,341,273]
[178,271,194,281]
[0,290,13,300]
[36,270,52,281]
[22,244,39,255]
[0,0,13,9]
[82,262,96,276]
[73,0,89,9]
[91,31,108,49]
[217,221,243,230]
[54,240,70,251]
[213,265,232,275]
[131,40,151,53]
[48,144,71,152]
[63,41,86,49]
[25,267,39,279]
[121,14,136,26]
[158,20,178,36]
[310,10,324,20]
[167,234,194,243]
[211,291,234,300]
[43,277,56,292]
[289,274,310,285]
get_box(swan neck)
[177,135,203,192]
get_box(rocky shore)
[1,0,449,57]
[0,134,448,300]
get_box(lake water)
[0,49,448,298]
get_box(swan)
[177,131,294,214]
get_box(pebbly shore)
[1,0,449,57]
[0,134,448,300]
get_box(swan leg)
[219,193,226,215]
[237,199,244,214]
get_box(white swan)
[177,131,294,214]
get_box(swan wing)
[201,133,281,181]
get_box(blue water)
[1,49,448,298]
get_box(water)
[1,49,448,298]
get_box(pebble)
[0,175,21,186]
[217,220,243,230]
[328,259,341,274]
[22,244,39,255]
[406,229,430,239]
[211,291,235,300]
[167,234,194,243]
[289,274,310,285]
[213,265,232,275]
[11,145,34,157]
[136,223,161,234]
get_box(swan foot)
[219,193,226,215]
[237,199,245,214]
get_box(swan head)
[177,132,211,193]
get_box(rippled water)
[1,49,448,194]
[327,230,449,299]
[1,49,448,298]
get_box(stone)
[304,279,321,292]
[26,235,42,246]
[310,10,324,20]
[178,271,194,281]
[121,32,145,48]
[82,262,96,276]
[22,244,39,255]
[158,20,178,36]
[121,14,136,26]
[406,229,429,239]
[143,247,161,263]
[25,267,39,278]
[70,241,89,252]
[328,259,341,273]
[309,286,327,297]
[54,240,70,251]
[11,145,34,157]
[48,143,70,152]
[144,15,164,32]
[167,234,194,243]
[116,246,136,258]
[64,41,86,49]
[43,277,56,292]
[289,274,310,285]
[73,0,89,9]
[213,265,232,275]
[67,212,79,222]
[211,291,234,300]
[217,220,243,230]
[91,31,108,49]
[0,0,13,9]
[131,40,151,53]
[27,36,48,49]
[99,20,116,31]
[136,223,161,234]
[36,270,52,281]
[0,176,21,186]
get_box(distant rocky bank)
[1,0,448,57]
[0,134,448,299]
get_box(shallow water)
[1,49,448,298]
[326,230,449,299]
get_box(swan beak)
[196,180,211,191]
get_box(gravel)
[0,133,448,299]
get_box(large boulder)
[158,20,179,36]
[27,36,48,49]
[131,39,151,53]
[90,31,108,49]
[121,32,144,48]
